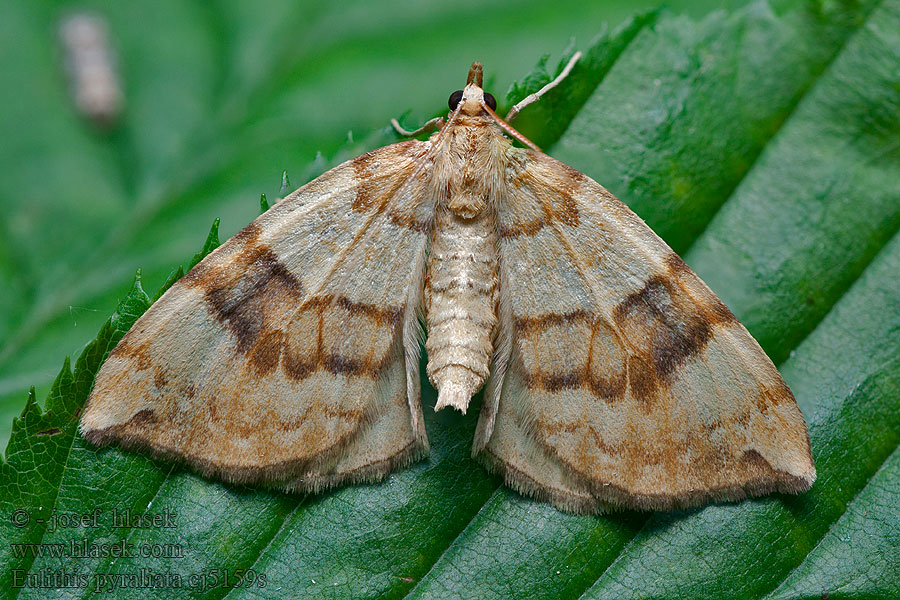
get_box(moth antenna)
[505,51,582,123]
[392,116,445,138]
[483,104,542,152]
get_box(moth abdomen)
[425,208,499,414]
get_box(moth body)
[81,60,816,515]
[425,77,508,413]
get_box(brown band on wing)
[228,219,263,245]
[127,408,157,426]
[182,234,304,354]
[184,231,402,381]
[755,380,793,414]
[181,221,262,287]
[554,161,589,185]
[110,336,153,369]
[352,141,431,233]
[204,248,302,352]
[523,368,628,401]
[626,355,660,407]
[278,295,403,381]
[153,370,168,389]
[514,309,591,335]
[516,310,627,402]
[516,262,740,407]
[700,408,753,434]
[613,274,727,403]
[498,217,544,239]
[108,337,172,394]
[83,400,369,485]
[664,251,739,326]
[335,295,404,326]
[537,419,624,458]
[246,329,285,375]
[535,415,797,496]
[537,417,698,472]
[529,418,810,511]
[498,156,583,239]
[614,276,713,374]
[268,403,365,433]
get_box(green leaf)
[188,220,221,272]
[2,1,899,599]
[768,446,900,600]
[0,272,153,592]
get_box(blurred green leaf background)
[2,0,899,599]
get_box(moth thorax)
[425,208,499,414]
[435,121,507,219]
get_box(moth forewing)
[82,141,434,490]
[474,150,815,512]
[82,61,815,514]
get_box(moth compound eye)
[448,90,464,110]
[484,92,497,111]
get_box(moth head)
[448,62,497,116]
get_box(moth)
[82,58,815,514]
[58,12,124,129]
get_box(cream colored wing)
[82,141,434,492]
[475,150,815,514]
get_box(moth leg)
[505,51,582,122]
[391,116,444,137]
